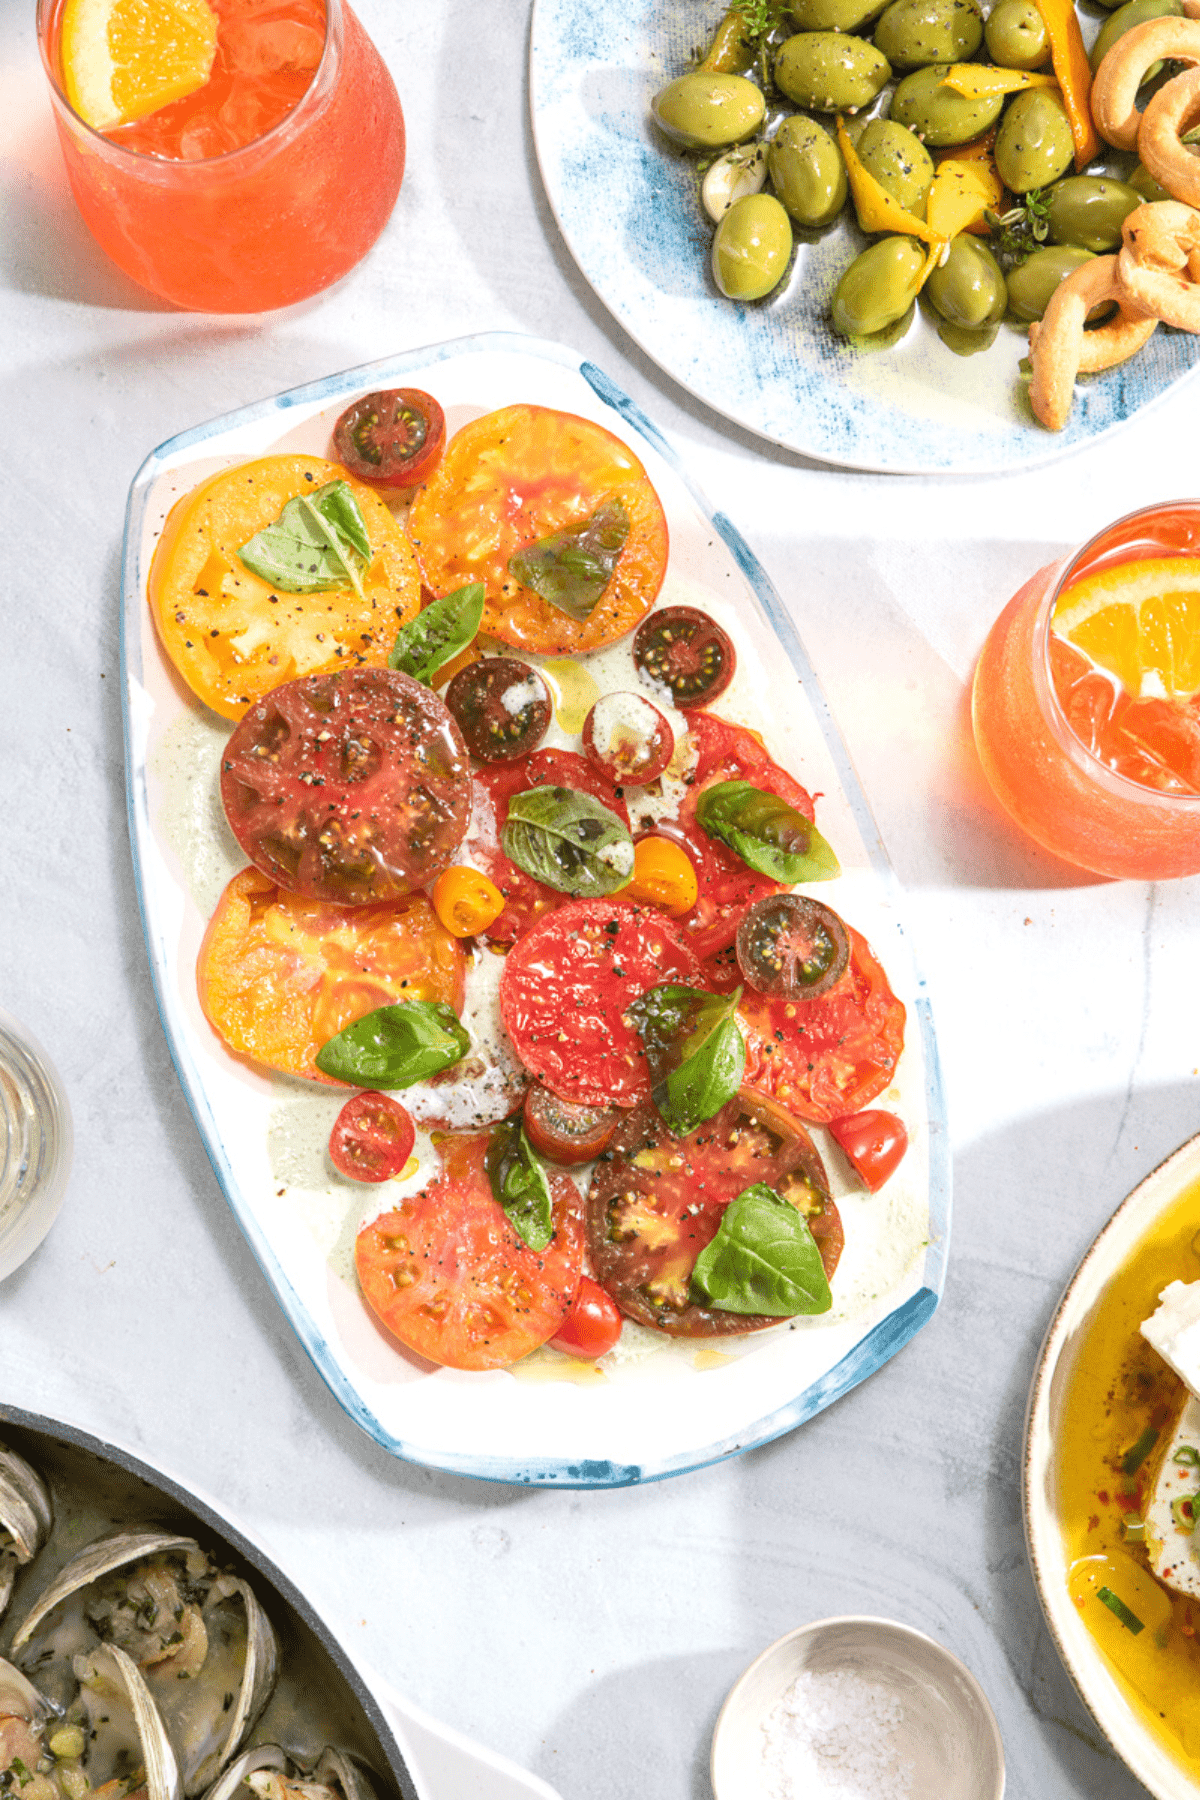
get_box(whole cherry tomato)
[828,1110,908,1192]
[329,1092,416,1182]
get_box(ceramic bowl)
[710,1615,1004,1800]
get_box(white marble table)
[2,1,1198,1795]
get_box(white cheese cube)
[1141,1281,1200,1398]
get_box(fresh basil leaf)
[389,582,485,685]
[502,785,635,896]
[628,983,745,1135]
[314,1000,469,1088]
[690,1183,832,1316]
[485,1119,554,1253]
[237,479,371,597]
[507,497,630,622]
[695,781,841,883]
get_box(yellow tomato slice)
[406,406,669,656]
[148,455,422,721]
[197,868,465,1083]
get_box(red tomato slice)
[739,928,906,1124]
[329,1093,415,1182]
[587,1086,841,1336]
[464,749,630,943]
[355,1131,584,1370]
[550,1276,623,1358]
[663,713,817,959]
[828,1109,909,1192]
[499,898,701,1109]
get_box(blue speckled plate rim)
[527,0,1200,477]
[121,329,950,1488]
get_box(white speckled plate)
[529,0,1200,473]
[1024,1131,1200,1799]
[122,332,949,1486]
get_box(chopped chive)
[1123,1427,1159,1475]
[1097,1587,1144,1634]
[1122,1512,1146,1543]
[1174,1446,1200,1467]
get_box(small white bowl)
[711,1615,1005,1800]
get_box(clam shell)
[193,1578,278,1795]
[83,1643,183,1800]
[312,1748,379,1800]
[10,1530,197,1650]
[197,1743,292,1800]
[0,1444,53,1618]
[0,1653,54,1727]
[198,1745,379,1800]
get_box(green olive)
[1004,244,1095,319]
[1044,175,1142,251]
[1089,0,1183,71]
[889,64,1006,145]
[873,0,983,70]
[789,0,890,30]
[831,235,927,335]
[712,192,794,298]
[651,73,766,151]
[768,116,848,226]
[700,9,757,74]
[774,32,891,112]
[993,87,1075,194]
[984,0,1051,68]
[1129,160,1174,202]
[924,236,1007,327]
[851,119,934,222]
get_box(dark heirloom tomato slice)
[651,713,816,960]
[220,665,472,905]
[582,691,674,785]
[587,1086,841,1336]
[523,1084,620,1165]
[464,749,629,943]
[633,605,736,708]
[736,895,850,1000]
[444,656,552,762]
[329,1092,416,1182]
[332,389,447,489]
[499,899,701,1109]
[355,1131,584,1371]
[406,405,669,656]
[739,928,906,1123]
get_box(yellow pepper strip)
[621,838,698,916]
[941,64,1058,98]
[836,117,935,243]
[431,866,505,938]
[925,158,1003,239]
[1030,0,1102,166]
[935,135,1005,233]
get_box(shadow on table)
[541,1649,736,1800]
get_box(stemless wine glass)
[37,0,405,312]
[972,501,1200,881]
[0,1009,73,1281]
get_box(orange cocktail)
[38,0,404,312]
[972,501,1200,880]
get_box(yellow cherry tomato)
[432,866,506,937]
[622,837,698,916]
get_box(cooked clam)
[11,1532,277,1799]
[0,1447,53,1620]
[201,1745,378,1800]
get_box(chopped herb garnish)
[1122,1426,1159,1475]
[1097,1586,1143,1634]
[1174,1445,1200,1466]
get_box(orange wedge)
[60,0,218,131]
[1052,558,1200,700]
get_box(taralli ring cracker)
[1138,66,1200,209]
[1028,255,1154,431]
[1090,16,1200,150]
[1118,199,1200,332]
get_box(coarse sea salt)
[760,1667,914,1800]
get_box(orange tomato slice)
[197,868,465,1083]
[406,406,669,656]
[149,455,422,721]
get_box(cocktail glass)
[37,0,405,313]
[0,1009,73,1281]
[972,500,1200,881]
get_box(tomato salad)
[151,396,912,1375]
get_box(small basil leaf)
[695,781,841,883]
[485,1120,554,1253]
[628,983,745,1135]
[507,497,630,622]
[237,479,371,597]
[690,1184,832,1316]
[502,785,635,896]
[314,1000,469,1088]
[389,582,485,685]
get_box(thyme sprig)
[985,187,1052,268]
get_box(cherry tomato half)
[444,657,552,762]
[329,1092,416,1182]
[523,1084,620,1164]
[551,1276,624,1357]
[736,895,850,1000]
[582,691,674,785]
[828,1110,908,1192]
[332,388,447,489]
[633,605,736,708]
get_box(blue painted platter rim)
[121,330,951,1487]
